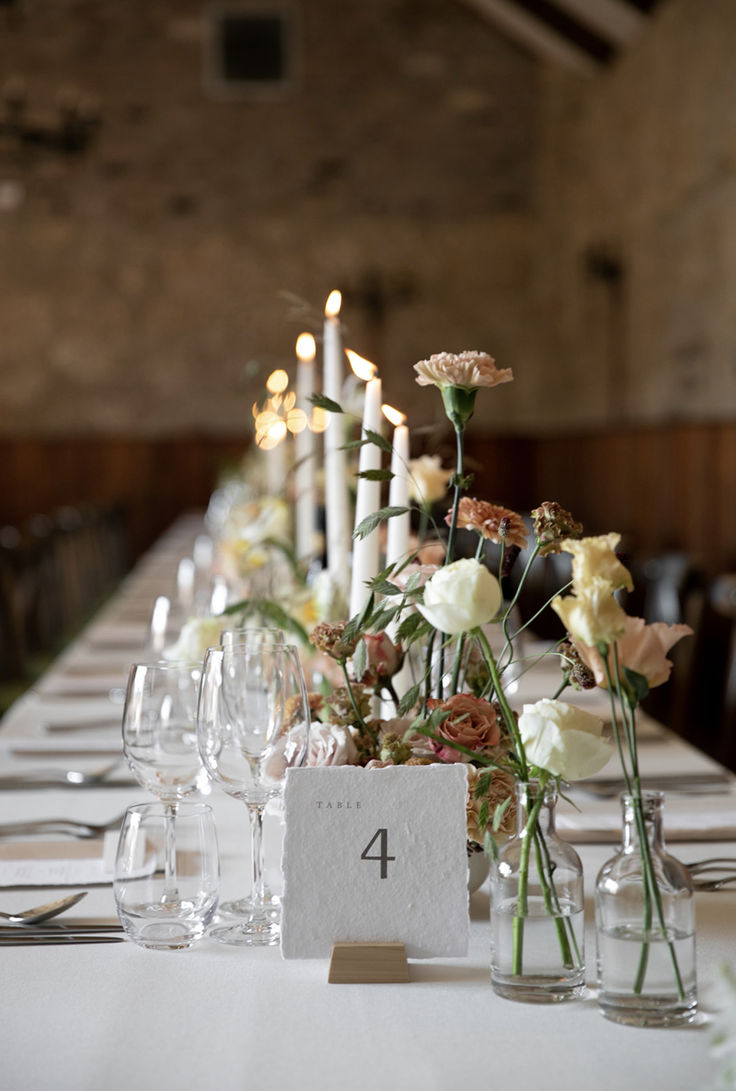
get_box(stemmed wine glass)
[122,660,207,905]
[217,627,285,918]
[197,641,310,945]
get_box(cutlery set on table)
[0,552,165,948]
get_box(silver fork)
[0,810,127,839]
[0,762,129,790]
[693,874,736,891]
[684,856,736,873]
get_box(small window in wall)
[205,5,298,99]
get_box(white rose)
[417,558,502,635]
[163,616,223,661]
[518,698,611,781]
[307,722,358,767]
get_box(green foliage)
[352,638,368,682]
[362,428,393,455]
[309,392,343,414]
[398,684,421,716]
[354,506,411,541]
[357,469,394,482]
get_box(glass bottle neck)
[620,790,665,852]
[515,780,557,839]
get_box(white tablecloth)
[0,514,732,1091]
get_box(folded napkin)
[0,691,124,754]
[0,835,119,887]
[558,799,736,843]
[35,676,126,699]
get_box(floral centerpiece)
[198,344,695,1016]
[288,348,692,1013]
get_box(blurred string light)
[253,348,328,450]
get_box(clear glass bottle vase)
[595,790,697,1027]
[490,779,585,1002]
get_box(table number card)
[280,764,469,959]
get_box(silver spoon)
[0,892,87,925]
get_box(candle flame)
[296,333,316,362]
[347,349,377,382]
[266,369,289,395]
[286,407,307,434]
[382,404,406,427]
[325,290,342,318]
[256,418,287,450]
[310,406,328,433]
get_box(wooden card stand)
[328,942,410,984]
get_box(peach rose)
[574,616,693,690]
[426,694,500,763]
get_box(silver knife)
[0,925,123,936]
[44,722,122,733]
[0,934,125,945]
[575,772,733,797]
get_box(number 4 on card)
[360,828,395,878]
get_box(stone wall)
[528,0,736,432]
[0,0,536,438]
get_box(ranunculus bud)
[359,632,404,682]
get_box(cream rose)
[518,698,611,781]
[552,579,629,647]
[417,558,502,635]
[306,722,358,767]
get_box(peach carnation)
[414,351,513,391]
[450,498,529,549]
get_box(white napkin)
[558,799,736,843]
[0,691,124,754]
[0,834,119,887]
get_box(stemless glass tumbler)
[114,802,219,950]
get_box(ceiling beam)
[552,0,645,47]
[458,0,600,75]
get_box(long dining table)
[1,513,734,1091]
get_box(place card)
[0,838,115,887]
[280,764,469,960]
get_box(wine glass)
[122,661,207,904]
[197,642,310,945]
[217,626,286,918]
[219,626,285,650]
